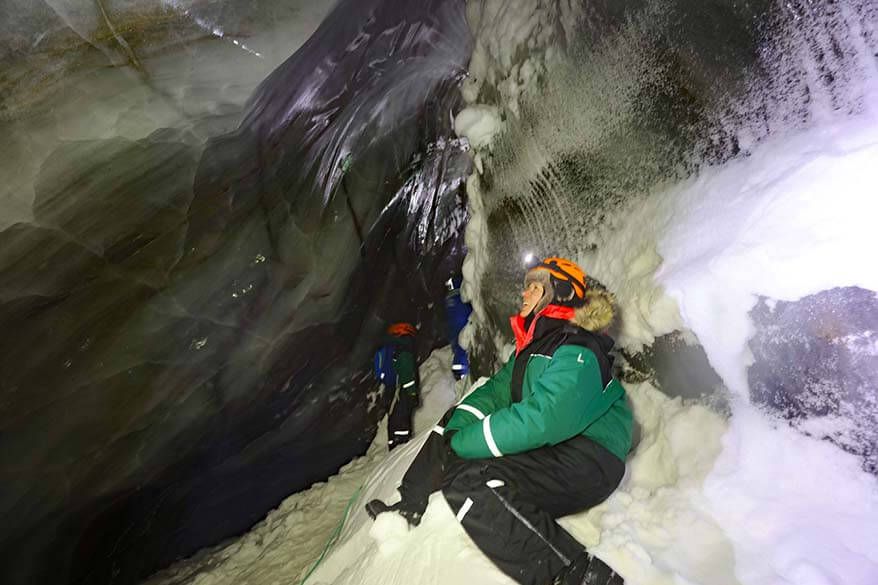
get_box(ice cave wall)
[0,1,471,584]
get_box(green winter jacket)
[393,349,418,398]
[447,294,632,462]
[386,334,418,398]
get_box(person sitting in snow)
[374,322,420,450]
[367,257,632,585]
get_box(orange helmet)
[527,257,588,301]
[387,322,416,337]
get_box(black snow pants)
[397,408,626,585]
[386,387,418,450]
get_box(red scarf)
[509,304,575,354]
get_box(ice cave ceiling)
[1,1,876,584]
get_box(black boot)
[365,499,396,519]
[364,498,426,527]
[551,551,624,585]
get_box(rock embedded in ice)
[749,286,878,472]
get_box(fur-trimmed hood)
[510,290,616,353]
[570,289,615,332]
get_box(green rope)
[339,153,353,174]
[300,483,364,585]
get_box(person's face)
[520,281,545,317]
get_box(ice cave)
[1,1,876,584]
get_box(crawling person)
[366,257,632,585]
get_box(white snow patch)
[702,404,878,585]
[833,330,878,356]
[577,205,687,353]
[454,105,503,149]
[462,0,579,116]
[572,383,736,585]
